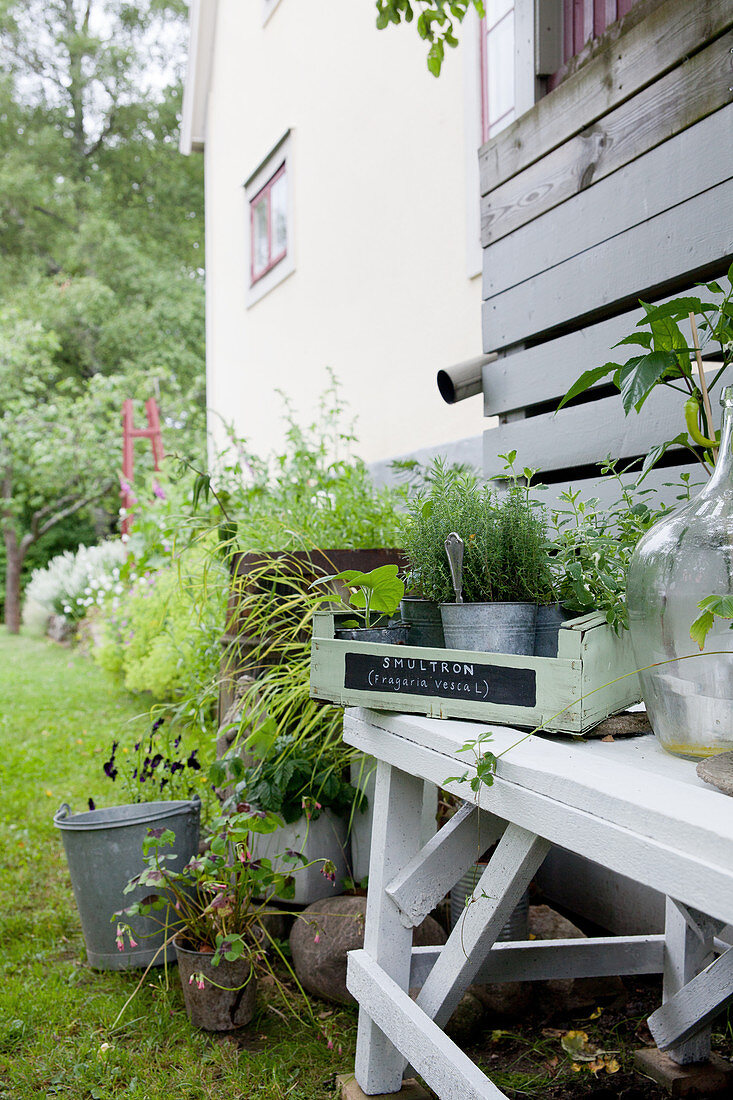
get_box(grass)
[0,629,357,1100]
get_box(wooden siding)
[479,0,733,495]
[479,0,733,192]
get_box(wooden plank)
[481,36,733,246]
[347,951,507,1100]
[416,825,552,1028]
[385,803,507,927]
[354,762,425,1095]
[481,386,705,478]
[481,286,723,417]
[481,180,733,350]
[479,0,733,193]
[649,946,733,1053]
[310,636,586,733]
[409,933,666,987]
[482,110,733,298]
[660,898,716,1063]
[342,713,733,918]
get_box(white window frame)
[244,131,295,308]
[262,0,284,26]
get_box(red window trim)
[250,161,287,285]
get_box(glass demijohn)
[627,387,733,759]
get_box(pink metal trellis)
[120,398,164,535]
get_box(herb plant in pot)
[311,564,407,644]
[116,804,310,1031]
[401,467,551,655]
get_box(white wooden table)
[343,707,733,1099]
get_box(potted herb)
[115,804,314,1031]
[400,466,551,655]
[311,564,407,644]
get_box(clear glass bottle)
[627,387,733,759]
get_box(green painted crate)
[309,610,642,735]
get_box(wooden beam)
[347,950,507,1100]
[354,762,425,1095]
[385,803,507,927]
[416,825,551,1028]
[479,0,733,194]
[649,947,733,1054]
[481,383,711,479]
[409,934,666,987]
[481,178,733,350]
[481,283,724,418]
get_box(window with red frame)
[250,162,287,284]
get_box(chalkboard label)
[343,652,536,707]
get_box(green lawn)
[0,630,357,1100]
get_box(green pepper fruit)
[684,396,719,449]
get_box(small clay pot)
[174,936,257,1031]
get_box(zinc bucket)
[54,798,200,970]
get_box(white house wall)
[200,0,485,465]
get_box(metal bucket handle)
[54,802,71,824]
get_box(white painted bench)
[343,707,733,1098]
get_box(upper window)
[250,163,288,284]
[480,1,515,144]
[244,131,294,306]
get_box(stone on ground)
[289,895,446,1005]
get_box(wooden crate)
[310,611,642,735]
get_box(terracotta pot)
[174,936,257,1031]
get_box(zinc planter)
[54,798,200,970]
[441,601,536,655]
[174,936,257,1031]
[534,603,573,658]
[400,598,445,648]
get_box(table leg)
[662,898,717,1064]
[354,759,425,1095]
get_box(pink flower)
[128,935,138,948]
[152,480,166,501]
[327,1039,334,1050]
[314,933,320,944]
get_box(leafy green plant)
[212,731,364,825]
[400,459,552,604]
[115,807,318,982]
[558,265,733,480]
[195,372,405,555]
[548,461,696,632]
[93,546,226,704]
[218,554,357,821]
[375,0,485,76]
[310,564,405,628]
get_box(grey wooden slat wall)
[480,0,733,501]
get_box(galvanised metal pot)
[400,598,445,648]
[440,601,536,655]
[534,603,573,658]
[54,798,200,970]
[334,624,409,645]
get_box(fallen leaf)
[601,734,615,742]
[561,1030,598,1062]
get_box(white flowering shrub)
[22,540,128,630]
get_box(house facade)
[181,0,500,466]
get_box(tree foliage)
[375,0,485,75]
[0,0,206,628]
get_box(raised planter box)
[310,610,641,736]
